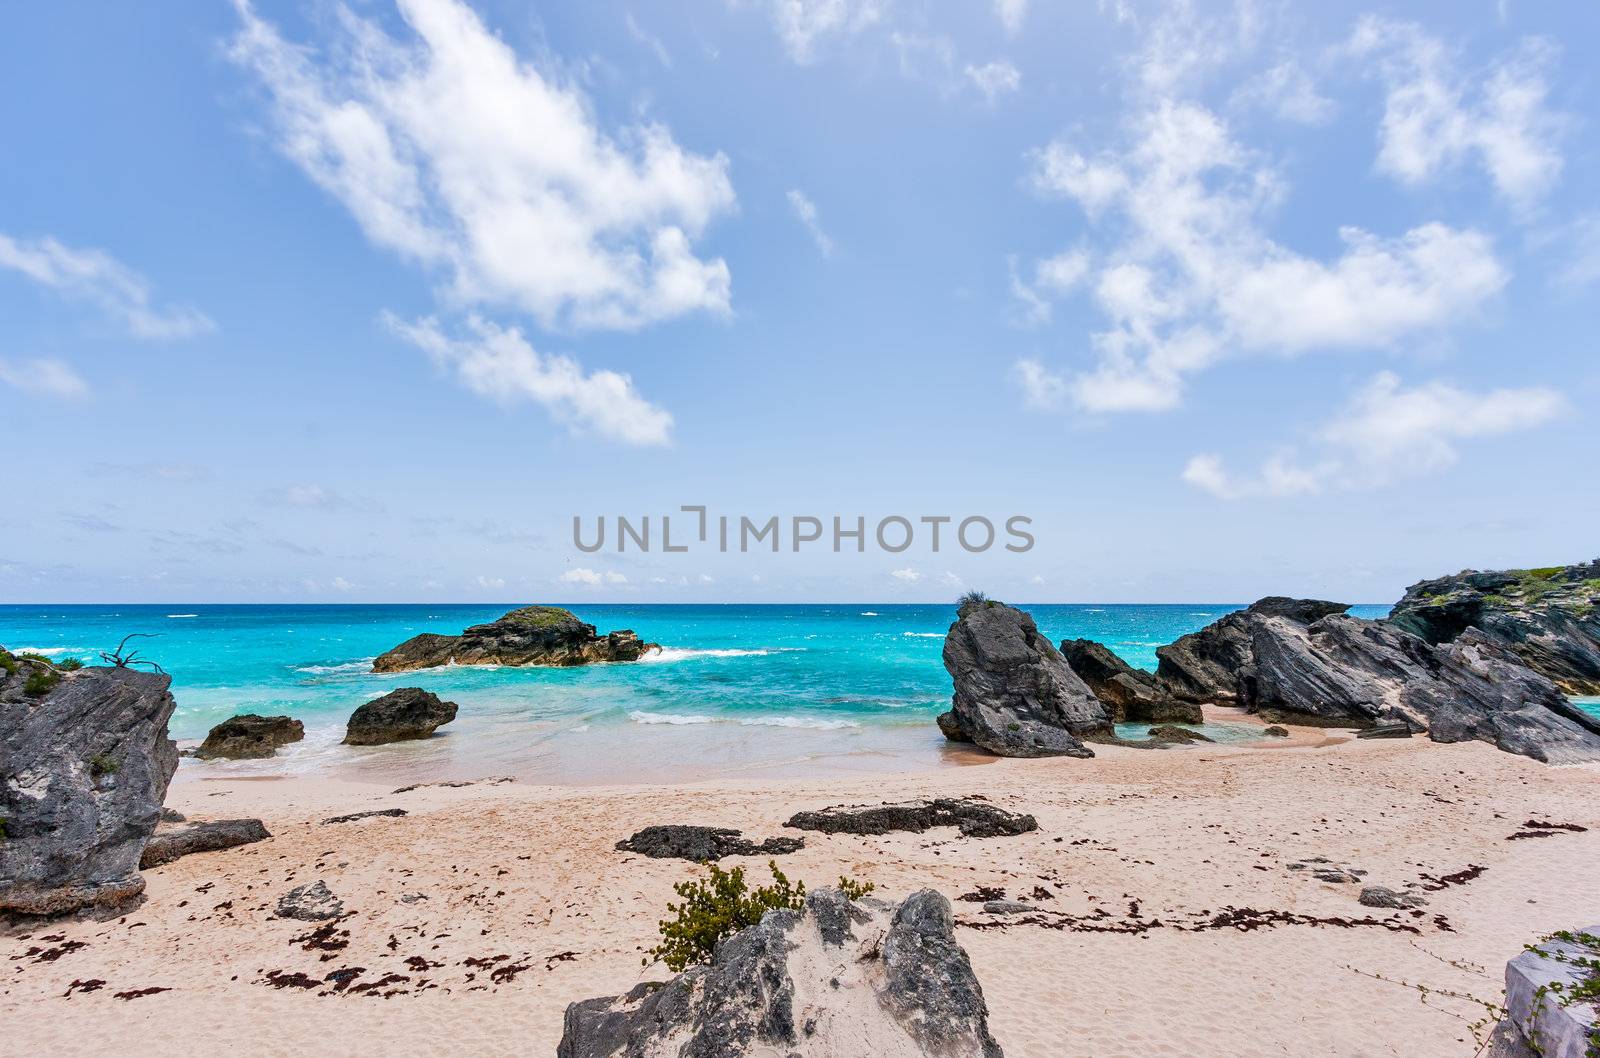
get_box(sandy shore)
[5,726,1598,1057]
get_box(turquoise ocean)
[6,603,1592,785]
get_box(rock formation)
[343,687,458,745]
[557,888,1004,1058]
[276,880,343,921]
[193,713,304,760]
[1498,925,1599,1058]
[1388,561,1600,694]
[939,599,1110,757]
[1059,638,1202,723]
[141,818,271,868]
[786,798,1036,839]
[1,653,179,916]
[373,606,658,672]
[1146,724,1213,744]
[616,825,804,861]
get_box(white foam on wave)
[295,658,376,676]
[167,614,199,619]
[739,716,860,730]
[9,645,77,656]
[629,710,717,725]
[901,632,942,639]
[860,611,880,616]
[638,647,787,664]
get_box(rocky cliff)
[373,606,658,672]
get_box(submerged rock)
[0,657,178,916]
[193,713,304,760]
[141,818,270,868]
[557,888,1003,1058]
[1389,562,1600,695]
[1060,638,1202,723]
[616,825,803,861]
[940,599,1109,757]
[276,880,343,921]
[786,798,1036,839]
[1262,726,1290,737]
[1147,724,1214,744]
[373,606,658,672]
[343,687,458,746]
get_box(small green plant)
[23,668,61,697]
[56,657,84,672]
[1521,929,1600,1058]
[0,818,8,841]
[0,649,16,676]
[646,861,875,972]
[89,753,120,778]
[957,590,992,609]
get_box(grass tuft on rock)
[498,606,580,628]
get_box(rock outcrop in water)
[557,888,1004,1058]
[193,713,304,760]
[1059,638,1202,723]
[1388,561,1600,695]
[0,652,179,916]
[939,599,1110,757]
[343,687,458,745]
[373,606,657,672]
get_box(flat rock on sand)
[786,797,1037,838]
[140,818,270,869]
[614,825,803,860]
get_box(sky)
[2,0,1597,605]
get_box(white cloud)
[1023,101,1506,412]
[475,575,507,589]
[1348,17,1564,210]
[625,12,672,68]
[1012,358,1070,411]
[259,483,378,513]
[0,357,89,400]
[889,567,923,583]
[0,234,214,339]
[387,314,672,446]
[330,576,356,592]
[228,0,735,331]
[1184,371,1566,498]
[786,189,834,257]
[964,60,1021,104]
[560,567,602,585]
[1230,60,1334,125]
[1009,247,1090,326]
[995,0,1028,35]
[606,571,629,585]
[765,0,886,64]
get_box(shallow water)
[0,601,1410,783]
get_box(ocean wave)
[901,632,942,638]
[295,659,375,676]
[638,647,787,664]
[739,716,860,730]
[628,710,717,725]
[860,611,880,616]
[9,645,75,656]
[167,613,199,619]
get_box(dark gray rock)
[159,807,186,823]
[374,606,658,672]
[343,687,458,745]
[141,818,271,868]
[1357,721,1414,740]
[785,798,1036,839]
[1060,638,1202,723]
[940,600,1109,757]
[193,713,304,760]
[615,825,803,861]
[1358,886,1427,909]
[1390,562,1600,695]
[982,900,1032,915]
[0,661,178,916]
[1155,598,1349,705]
[557,888,1003,1058]
[321,808,408,825]
[935,710,970,743]
[276,879,343,921]
[1146,724,1214,744]
[1262,726,1290,737]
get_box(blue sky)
[2,0,1596,604]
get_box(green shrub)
[0,818,7,840]
[0,649,15,676]
[646,861,875,972]
[23,668,60,697]
[56,657,84,672]
[89,753,119,778]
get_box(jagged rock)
[936,710,970,743]
[1263,726,1290,737]
[1500,925,1600,1058]
[940,600,1109,757]
[343,687,458,745]
[373,606,659,672]
[0,659,178,916]
[1357,721,1413,739]
[786,798,1036,839]
[1060,638,1202,723]
[321,808,408,825]
[557,888,1003,1058]
[1147,724,1214,744]
[193,713,304,760]
[276,880,343,921]
[141,818,270,868]
[1359,886,1427,909]
[615,825,803,861]
[1390,562,1600,694]
[1155,598,1349,705]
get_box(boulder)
[1060,638,1202,723]
[1358,886,1427,909]
[0,658,178,916]
[343,687,458,746]
[1147,724,1214,744]
[193,714,304,760]
[940,600,1109,757]
[1356,721,1414,740]
[1155,598,1349,705]
[1262,726,1290,737]
[616,826,804,861]
[373,606,659,672]
[786,798,1036,839]
[276,879,343,921]
[1500,926,1600,1058]
[557,888,1003,1058]
[1389,562,1600,694]
[141,818,271,868]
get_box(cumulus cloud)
[0,234,214,339]
[889,567,923,583]
[994,0,1028,35]
[1009,247,1090,326]
[764,0,886,64]
[0,357,89,399]
[1183,372,1566,498]
[786,189,834,257]
[1230,60,1335,124]
[387,314,672,446]
[1020,101,1507,412]
[964,60,1021,104]
[560,567,628,585]
[228,0,735,331]
[1348,16,1564,210]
